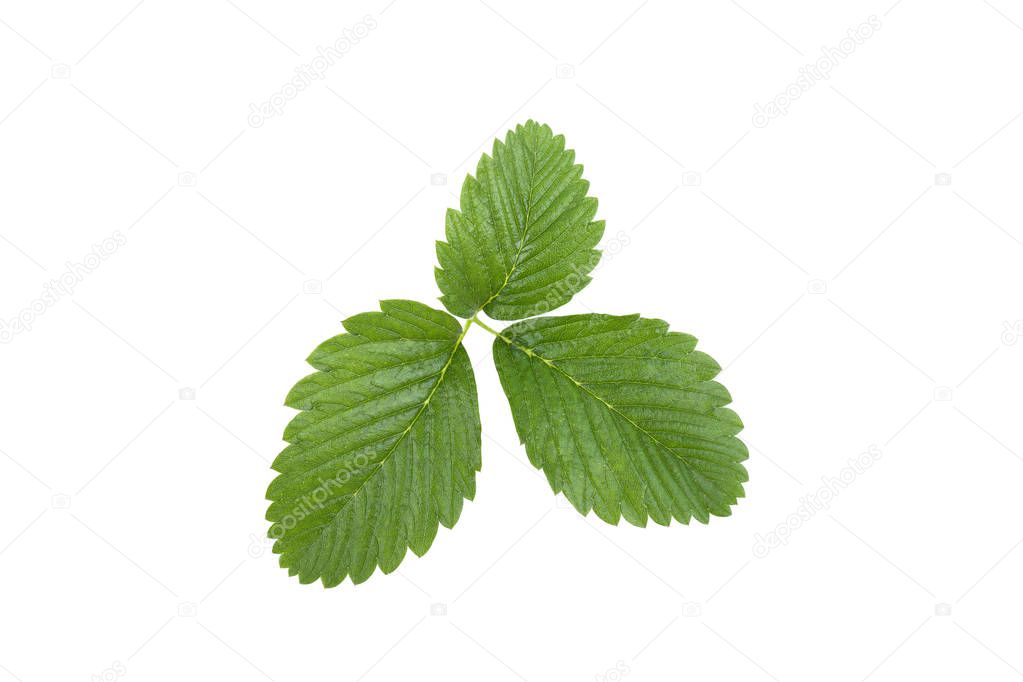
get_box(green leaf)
[435,120,605,321]
[492,313,747,526]
[266,300,481,586]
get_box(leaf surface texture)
[266,300,481,585]
[493,313,747,525]
[435,121,604,320]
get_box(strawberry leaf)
[492,313,747,526]
[435,120,604,320]
[266,300,481,586]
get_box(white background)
[1,1,1022,680]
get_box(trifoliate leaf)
[435,120,604,321]
[266,300,481,586]
[492,314,747,526]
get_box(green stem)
[469,314,503,339]
[455,315,474,345]
[469,314,537,358]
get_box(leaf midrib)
[477,132,543,314]
[498,334,715,509]
[308,319,473,542]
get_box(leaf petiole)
[468,314,501,338]
[470,314,538,358]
